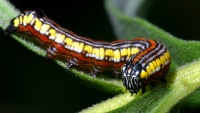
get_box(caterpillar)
[5,9,171,94]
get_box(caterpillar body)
[6,9,171,94]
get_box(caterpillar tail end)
[5,23,17,35]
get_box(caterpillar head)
[121,61,143,94]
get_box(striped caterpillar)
[6,9,171,94]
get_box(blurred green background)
[1,0,200,112]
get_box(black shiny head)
[121,61,143,94]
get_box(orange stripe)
[133,39,157,63]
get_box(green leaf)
[179,89,200,113]
[1,0,200,112]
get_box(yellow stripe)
[127,48,131,57]
[34,18,42,31]
[71,41,78,49]
[49,29,56,40]
[23,15,28,25]
[99,48,105,59]
[165,51,170,60]
[40,24,50,34]
[146,66,152,75]
[19,16,23,24]
[152,61,157,68]
[140,70,148,79]
[78,43,84,52]
[105,49,113,57]
[114,49,120,61]
[120,48,127,56]
[13,18,20,27]
[95,48,100,59]
[84,45,93,54]
[64,37,73,46]
[55,33,62,43]
[156,58,161,67]
[149,62,155,72]
[75,42,80,49]
[27,14,34,23]
[160,56,165,66]
[131,48,140,54]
